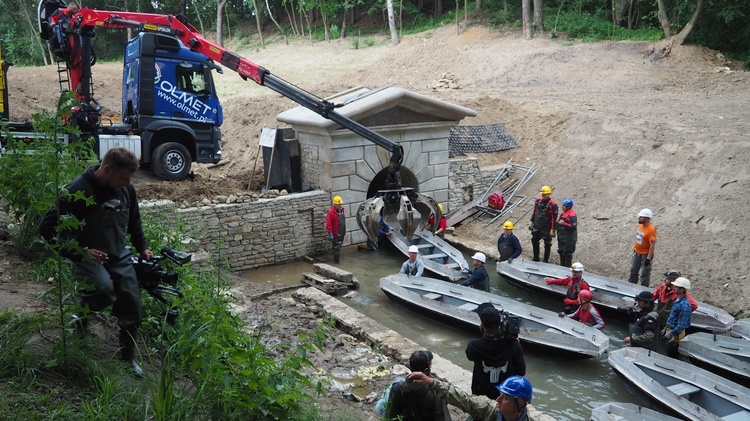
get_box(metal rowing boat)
[379,273,610,358]
[497,259,735,333]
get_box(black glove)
[507,258,513,264]
[660,327,667,337]
[644,258,651,267]
[558,312,566,318]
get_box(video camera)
[131,247,192,325]
[498,310,521,340]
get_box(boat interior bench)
[457,303,478,312]
[666,382,700,398]
[722,410,750,421]
[422,293,442,300]
[422,253,448,261]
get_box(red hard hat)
[578,290,593,302]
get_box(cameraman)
[40,147,152,375]
[466,305,526,400]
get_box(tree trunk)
[386,0,399,46]
[216,0,228,46]
[265,0,288,45]
[286,1,299,37]
[656,0,671,38]
[674,0,703,45]
[252,0,265,48]
[533,0,544,34]
[522,0,533,39]
[476,0,483,12]
[14,0,48,65]
[436,0,443,16]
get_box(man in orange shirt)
[627,208,656,287]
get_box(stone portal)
[276,86,476,245]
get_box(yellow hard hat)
[438,203,444,212]
[503,221,514,230]
[333,196,343,205]
[540,186,552,195]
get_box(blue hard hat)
[562,198,574,208]
[496,375,533,402]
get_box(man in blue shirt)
[662,277,693,358]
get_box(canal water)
[242,245,645,420]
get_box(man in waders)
[555,198,577,268]
[662,277,693,358]
[497,221,522,264]
[528,186,558,263]
[326,195,346,264]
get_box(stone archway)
[366,166,419,199]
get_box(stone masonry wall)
[140,190,331,272]
[448,156,505,210]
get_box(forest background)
[1,0,749,69]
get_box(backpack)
[488,193,505,210]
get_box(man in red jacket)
[545,262,590,314]
[326,195,346,264]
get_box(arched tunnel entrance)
[366,166,419,199]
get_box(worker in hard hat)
[400,245,425,277]
[424,203,448,238]
[460,252,490,292]
[497,221,522,264]
[555,198,577,268]
[545,262,590,314]
[529,185,558,263]
[627,208,657,287]
[623,291,659,351]
[652,269,698,329]
[326,195,346,264]
[564,289,605,330]
[661,277,693,358]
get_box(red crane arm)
[70,8,263,84]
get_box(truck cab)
[115,32,222,180]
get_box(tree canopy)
[0,0,748,67]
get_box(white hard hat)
[471,252,486,263]
[408,245,419,253]
[672,277,691,290]
[571,262,584,272]
[638,208,653,219]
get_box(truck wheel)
[152,142,191,181]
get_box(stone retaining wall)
[140,190,331,272]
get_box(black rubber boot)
[543,247,551,264]
[119,326,144,376]
[532,242,540,262]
